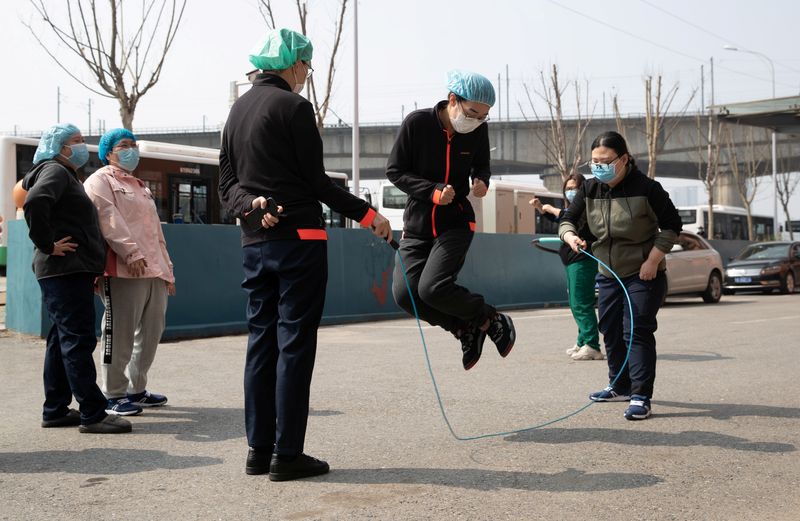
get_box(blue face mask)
[565,189,577,203]
[63,143,89,169]
[115,148,140,171]
[590,159,619,184]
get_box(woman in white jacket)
[84,128,175,416]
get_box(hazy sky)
[2,0,799,216]
[3,0,798,131]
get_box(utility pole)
[700,65,705,112]
[401,104,405,121]
[351,0,360,199]
[497,73,502,122]
[505,64,510,121]
[603,92,606,118]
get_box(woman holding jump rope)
[559,131,682,420]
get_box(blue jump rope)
[388,236,634,441]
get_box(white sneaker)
[571,345,605,360]
[565,344,580,356]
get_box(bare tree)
[643,75,696,179]
[724,125,769,240]
[777,152,800,240]
[520,64,595,181]
[24,0,187,130]
[258,0,347,129]
[612,94,628,142]
[694,114,723,238]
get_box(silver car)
[665,231,724,303]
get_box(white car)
[665,231,724,303]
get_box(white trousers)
[99,277,168,398]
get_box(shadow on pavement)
[0,448,222,475]
[657,351,733,362]
[322,467,661,492]
[504,427,794,453]
[662,299,755,308]
[654,401,800,420]
[128,406,342,442]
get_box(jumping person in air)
[387,70,516,371]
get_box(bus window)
[678,209,697,225]
[534,197,561,235]
[382,185,407,209]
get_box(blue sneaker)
[128,390,168,407]
[589,386,631,402]
[106,397,143,416]
[624,395,652,420]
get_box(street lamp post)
[723,45,779,239]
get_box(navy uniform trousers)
[596,270,667,398]
[38,273,108,425]
[242,239,327,456]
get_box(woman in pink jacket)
[84,128,175,417]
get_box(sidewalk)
[1,296,798,520]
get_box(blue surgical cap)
[249,28,313,71]
[446,70,496,107]
[33,123,81,165]
[98,128,136,165]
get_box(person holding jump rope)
[531,172,603,361]
[559,131,682,420]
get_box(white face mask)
[292,64,306,94]
[450,103,484,134]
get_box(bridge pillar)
[712,172,745,207]
[539,172,564,194]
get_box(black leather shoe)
[245,449,271,475]
[41,408,81,428]
[269,453,330,482]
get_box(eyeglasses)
[113,142,138,151]
[301,61,314,79]
[460,101,490,123]
[581,156,620,168]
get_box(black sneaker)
[41,408,81,428]
[458,326,486,371]
[487,313,516,357]
[245,448,271,475]
[268,453,330,482]
[78,415,132,434]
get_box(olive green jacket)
[559,167,682,278]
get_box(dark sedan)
[723,241,800,294]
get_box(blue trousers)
[596,271,667,398]
[242,240,327,456]
[39,273,108,425]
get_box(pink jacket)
[84,165,174,282]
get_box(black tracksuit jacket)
[22,160,106,280]
[385,100,491,239]
[219,74,376,246]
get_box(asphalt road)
[1,292,798,520]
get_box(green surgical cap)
[446,70,496,107]
[248,28,313,71]
[33,123,81,165]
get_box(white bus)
[0,136,351,265]
[677,204,774,241]
[375,179,564,235]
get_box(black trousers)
[596,271,667,398]
[39,273,108,425]
[242,240,327,456]
[392,229,494,334]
